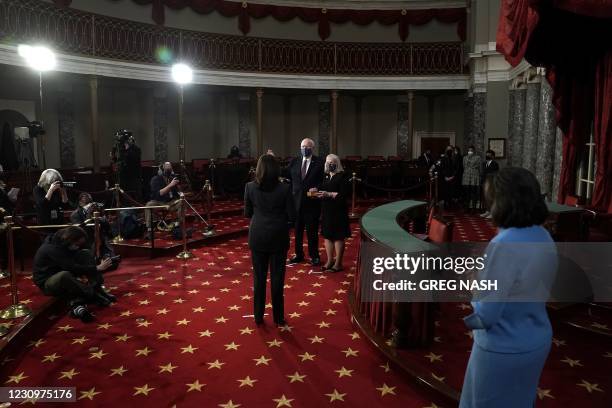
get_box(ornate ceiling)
[222,0,467,10]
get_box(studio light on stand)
[18,44,56,169]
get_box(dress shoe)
[255,318,264,327]
[97,287,117,303]
[288,256,305,264]
[94,292,112,307]
[311,257,321,266]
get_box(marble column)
[507,89,516,165]
[509,87,526,167]
[552,127,564,202]
[153,90,169,163]
[397,93,413,158]
[283,95,291,157]
[535,77,557,198]
[255,88,263,157]
[522,81,541,173]
[89,76,100,172]
[465,91,486,153]
[57,91,75,168]
[237,93,252,158]
[318,95,331,158]
[330,90,338,155]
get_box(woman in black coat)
[313,154,351,272]
[244,154,295,327]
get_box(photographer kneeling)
[33,226,116,323]
[145,162,182,239]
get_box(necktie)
[301,159,308,179]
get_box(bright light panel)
[171,63,193,85]
[18,44,56,72]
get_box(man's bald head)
[300,138,315,148]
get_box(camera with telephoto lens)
[59,181,77,188]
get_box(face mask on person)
[68,244,80,251]
[467,151,474,155]
[301,147,312,157]
[164,169,173,177]
[328,163,337,173]
[486,155,492,160]
[446,150,453,156]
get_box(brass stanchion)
[0,217,32,320]
[111,184,124,243]
[202,180,215,237]
[349,172,361,218]
[176,196,193,259]
[93,211,101,259]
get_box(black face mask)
[328,163,337,173]
[164,169,173,177]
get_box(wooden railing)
[0,0,466,76]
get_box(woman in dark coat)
[244,154,295,327]
[314,154,351,272]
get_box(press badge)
[50,210,58,219]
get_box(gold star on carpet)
[273,395,294,407]
[330,298,342,304]
[137,320,151,328]
[171,283,181,288]
[78,387,100,400]
[335,367,353,378]
[560,356,583,367]
[187,380,205,392]
[287,372,306,383]
[342,348,359,357]
[552,337,566,347]
[308,335,324,344]
[181,344,198,354]
[207,359,225,369]
[376,383,396,397]
[218,400,240,408]
[348,332,360,340]
[69,337,87,346]
[139,283,151,288]
[199,330,214,337]
[133,384,155,396]
[159,363,178,374]
[5,372,27,384]
[216,316,229,323]
[240,327,254,335]
[28,338,46,348]
[431,372,445,382]
[380,362,390,372]
[325,389,346,402]
[42,353,61,363]
[298,352,316,362]
[156,331,172,340]
[173,298,185,304]
[254,355,272,366]
[157,308,170,315]
[304,291,316,297]
[228,305,241,311]
[120,310,133,317]
[225,342,240,351]
[115,333,132,342]
[110,366,127,377]
[59,368,79,380]
[155,290,167,296]
[192,307,205,313]
[311,282,322,287]
[207,296,219,302]
[324,309,337,316]
[188,289,200,294]
[537,388,554,400]
[238,376,257,387]
[202,281,211,286]
[176,318,191,326]
[289,312,302,319]
[265,303,273,309]
[267,339,283,348]
[135,347,153,357]
[577,380,603,393]
[240,295,251,300]
[139,299,151,306]
[220,288,231,293]
[89,349,107,359]
[424,352,443,363]
[336,289,347,294]
[231,279,241,284]
[57,324,73,332]
[297,301,310,307]
[317,321,331,328]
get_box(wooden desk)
[545,201,586,241]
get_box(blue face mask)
[301,147,312,157]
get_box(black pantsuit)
[244,181,295,324]
[294,206,320,259]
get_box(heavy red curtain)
[497,0,612,209]
[54,0,466,42]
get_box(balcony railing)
[0,0,466,76]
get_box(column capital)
[256,88,264,98]
[407,90,415,100]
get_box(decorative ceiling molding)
[0,44,470,90]
[221,0,468,10]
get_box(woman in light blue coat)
[460,167,557,408]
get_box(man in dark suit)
[284,138,325,266]
[417,149,433,168]
[480,149,500,218]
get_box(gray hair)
[38,169,63,191]
[324,154,343,173]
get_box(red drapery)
[54,0,466,42]
[497,0,612,210]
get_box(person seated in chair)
[33,226,116,322]
[33,169,69,225]
[145,162,182,239]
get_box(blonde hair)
[38,169,63,191]
[325,154,343,173]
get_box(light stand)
[171,63,193,165]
